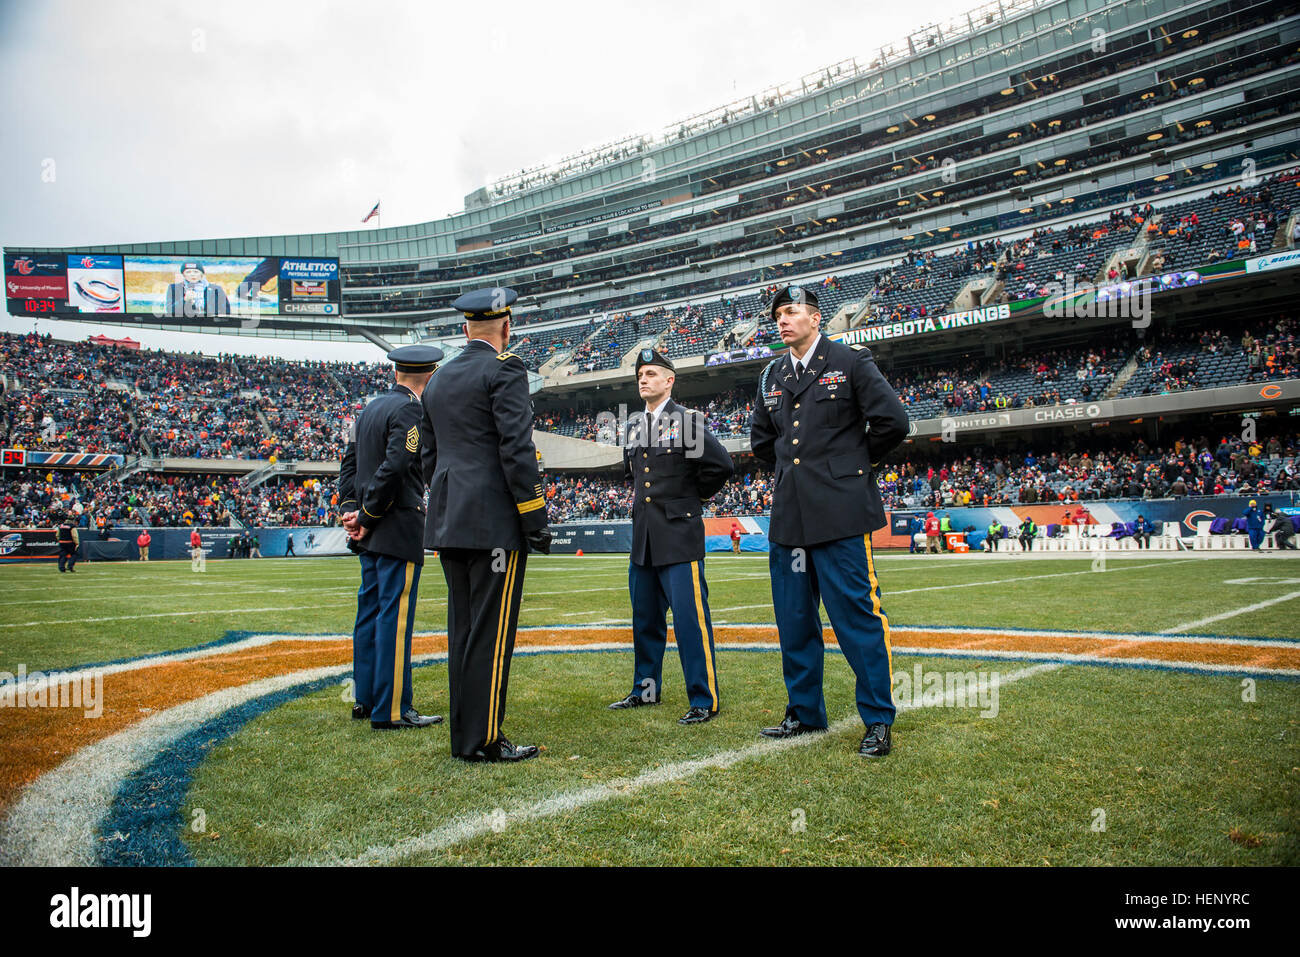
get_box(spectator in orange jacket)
[137,530,151,561]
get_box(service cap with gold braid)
[453,285,517,320]
[386,344,443,373]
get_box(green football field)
[1,551,1297,866]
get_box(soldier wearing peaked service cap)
[609,347,733,724]
[750,283,910,758]
[421,286,551,762]
[339,343,445,730]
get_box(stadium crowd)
[1,332,387,461]
[0,468,340,530]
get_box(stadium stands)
[0,469,338,529]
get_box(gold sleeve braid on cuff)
[516,496,545,515]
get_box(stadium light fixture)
[1188,76,1204,85]
[923,114,936,121]
[1000,87,1014,95]
[1154,174,1170,182]
[1060,197,1074,203]
[1054,159,1068,166]
[1147,133,1164,141]
[886,125,900,133]
[1007,131,1021,139]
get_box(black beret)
[635,347,675,374]
[452,286,517,320]
[387,344,444,373]
[769,284,819,319]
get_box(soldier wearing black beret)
[422,286,551,762]
[339,343,444,730]
[609,348,733,724]
[750,284,910,757]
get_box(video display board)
[5,251,341,324]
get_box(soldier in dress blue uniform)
[750,285,909,758]
[609,348,734,724]
[422,286,552,763]
[338,344,444,731]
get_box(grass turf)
[2,552,1299,674]
[3,551,1298,866]
[179,649,1299,866]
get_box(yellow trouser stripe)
[691,561,718,711]
[391,561,415,722]
[486,551,518,745]
[516,496,545,514]
[864,534,893,685]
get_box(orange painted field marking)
[2,625,1295,816]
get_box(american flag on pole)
[362,201,380,224]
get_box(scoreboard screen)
[4,251,341,326]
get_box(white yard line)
[313,661,1064,866]
[0,603,356,629]
[1158,589,1300,635]
[886,560,1192,596]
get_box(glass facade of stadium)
[12,0,1300,343]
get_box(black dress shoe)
[858,723,892,758]
[678,707,717,725]
[607,692,660,710]
[351,705,371,720]
[760,712,826,738]
[371,708,443,730]
[458,737,540,762]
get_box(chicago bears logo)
[1183,509,1217,533]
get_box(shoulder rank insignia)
[850,344,869,352]
[405,425,419,452]
[497,352,519,361]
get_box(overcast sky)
[1,0,978,358]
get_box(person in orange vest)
[137,530,151,561]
